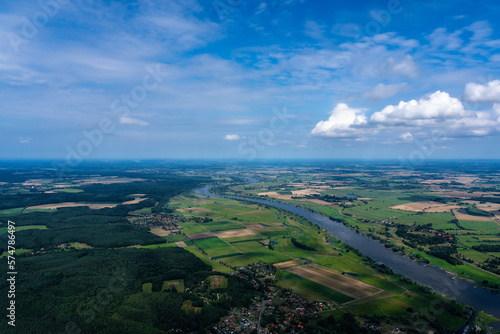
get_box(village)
[213,262,332,333]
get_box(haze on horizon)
[2,0,500,161]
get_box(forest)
[0,174,208,251]
[0,247,259,333]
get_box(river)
[195,180,500,330]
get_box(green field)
[53,188,84,193]
[0,225,47,234]
[459,220,499,233]
[217,253,257,267]
[142,283,153,293]
[276,270,354,304]
[465,207,494,217]
[194,237,230,250]
[131,207,153,214]
[0,248,32,258]
[164,234,192,244]
[342,292,468,331]
[202,220,246,232]
[162,279,185,292]
[133,242,178,249]
[0,207,24,216]
[231,240,291,264]
[183,245,233,273]
[179,222,209,234]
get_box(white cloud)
[365,32,419,48]
[304,20,325,40]
[119,117,149,126]
[385,55,419,78]
[466,21,492,42]
[224,134,241,140]
[311,103,367,138]
[371,91,467,125]
[370,91,500,137]
[399,132,414,142]
[426,28,462,50]
[19,137,32,143]
[331,23,362,38]
[362,83,408,100]
[490,54,500,62]
[464,80,500,103]
[256,2,267,14]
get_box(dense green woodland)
[0,176,207,210]
[0,176,208,251]
[0,248,258,333]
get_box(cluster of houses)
[214,263,331,333]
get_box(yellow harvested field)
[452,210,494,222]
[453,176,479,184]
[286,265,383,300]
[79,178,146,185]
[291,189,320,196]
[26,202,118,210]
[421,177,478,185]
[248,224,267,230]
[273,260,299,269]
[215,229,256,238]
[150,227,169,236]
[391,201,461,212]
[425,205,462,212]
[476,203,500,212]
[421,180,451,184]
[437,191,500,198]
[297,199,333,205]
[258,191,280,196]
[122,197,148,205]
[257,192,293,200]
[175,241,187,247]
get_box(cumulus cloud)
[371,91,500,137]
[371,91,467,125]
[362,83,408,100]
[385,55,419,78]
[119,117,149,126]
[224,134,241,140]
[311,103,367,138]
[314,89,500,142]
[464,80,500,103]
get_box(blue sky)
[1,0,500,161]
